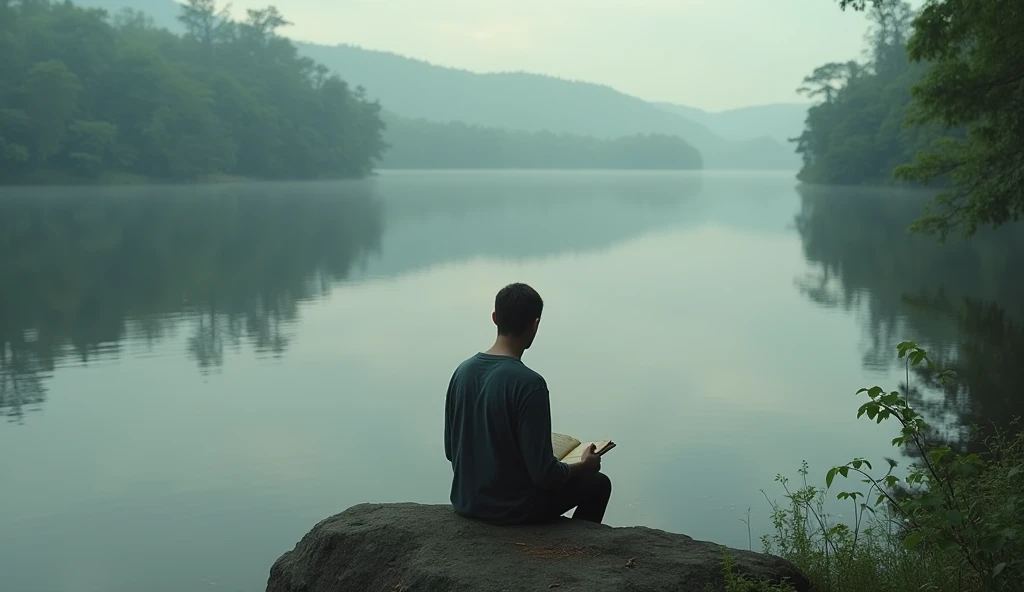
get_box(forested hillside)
[71,0,800,172]
[0,0,386,183]
[380,115,703,170]
[791,1,950,186]
[298,43,799,171]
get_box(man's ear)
[492,311,498,326]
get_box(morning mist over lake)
[1,1,1021,591]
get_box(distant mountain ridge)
[76,0,801,170]
[299,43,799,170]
[654,102,809,144]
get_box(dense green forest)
[75,0,789,170]
[380,115,703,170]
[0,0,706,182]
[0,0,386,183]
[798,0,1023,238]
[792,1,946,186]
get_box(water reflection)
[359,171,705,279]
[794,184,1024,451]
[0,343,48,423]
[900,296,1024,452]
[0,181,385,420]
[0,172,703,422]
[10,171,1004,592]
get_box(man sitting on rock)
[444,282,612,525]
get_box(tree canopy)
[0,0,386,183]
[381,115,703,170]
[793,2,948,188]
[810,0,1024,238]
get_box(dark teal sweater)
[444,353,570,523]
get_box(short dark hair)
[494,283,543,336]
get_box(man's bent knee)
[589,472,612,497]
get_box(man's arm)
[517,388,572,490]
[566,447,601,477]
[444,375,454,462]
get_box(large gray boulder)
[267,503,808,592]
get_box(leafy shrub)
[762,342,1023,592]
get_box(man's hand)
[572,443,601,475]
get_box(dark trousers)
[523,472,612,524]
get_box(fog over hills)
[653,102,809,145]
[77,0,803,170]
[300,43,800,170]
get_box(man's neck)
[485,336,526,360]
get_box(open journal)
[551,432,616,465]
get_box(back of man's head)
[494,283,544,338]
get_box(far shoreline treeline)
[379,116,702,171]
[0,0,703,186]
[0,1,386,184]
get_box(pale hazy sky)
[218,0,876,111]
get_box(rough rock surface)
[267,503,808,592]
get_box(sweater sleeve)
[444,372,455,462]
[516,387,570,490]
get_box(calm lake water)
[1,171,1022,592]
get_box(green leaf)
[904,531,924,550]
[980,535,1004,552]
[993,563,1006,578]
[826,468,837,489]
[1009,467,1021,478]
